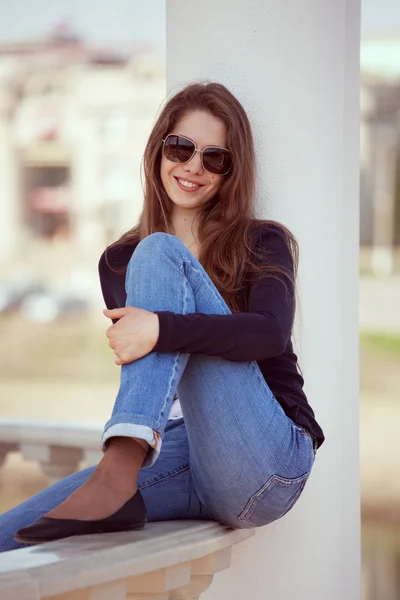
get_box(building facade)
[0,29,165,270]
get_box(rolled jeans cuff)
[101,423,162,468]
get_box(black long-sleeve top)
[98,224,325,448]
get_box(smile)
[175,177,203,192]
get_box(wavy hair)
[105,81,298,313]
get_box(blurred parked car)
[0,277,89,322]
[20,292,89,322]
[0,279,46,313]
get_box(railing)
[0,419,103,483]
[0,520,254,600]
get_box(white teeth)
[178,178,199,189]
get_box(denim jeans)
[0,233,315,552]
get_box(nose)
[183,148,203,175]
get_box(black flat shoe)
[14,489,147,545]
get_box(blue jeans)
[0,233,315,552]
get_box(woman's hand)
[103,307,160,365]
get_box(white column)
[167,1,360,599]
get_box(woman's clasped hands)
[103,307,160,365]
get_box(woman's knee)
[134,232,181,257]
[126,233,182,277]
[126,231,186,280]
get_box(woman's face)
[160,110,227,213]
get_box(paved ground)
[360,395,400,519]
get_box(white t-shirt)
[168,393,183,420]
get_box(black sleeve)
[98,251,117,310]
[153,226,295,361]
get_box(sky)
[0,0,398,52]
[0,0,166,52]
[361,0,400,35]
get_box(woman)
[1,82,324,551]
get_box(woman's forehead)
[173,111,227,147]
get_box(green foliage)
[360,332,400,359]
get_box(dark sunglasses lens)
[164,135,194,163]
[203,148,232,175]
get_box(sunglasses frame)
[162,134,232,176]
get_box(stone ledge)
[0,419,103,449]
[0,520,254,600]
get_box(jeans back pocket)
[237,470,310,527]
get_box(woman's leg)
[0,419,207,552]
[102,233,315,528]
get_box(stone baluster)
[46,548,233,600]
[0,442,18,468]
[19,443,83,484]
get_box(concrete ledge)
[0,520,254,600]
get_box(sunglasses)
[162,134,232,176]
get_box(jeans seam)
[138,463,190,490]
[182,259,231,313]
[200,503,216,520]
[154,352,181,429]
[291,422,318,459]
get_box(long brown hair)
[106,81,298,313]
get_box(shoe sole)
[14,521,146,545]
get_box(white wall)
[166,1,361,599]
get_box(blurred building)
[0,24,165,270]
[360,35,400,274]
